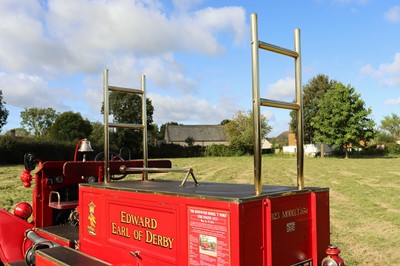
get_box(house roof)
[276,130,290,139]
[165,125,228,142]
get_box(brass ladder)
[103,69,198,186]
[103,69,148,183]
[251,13,304,195]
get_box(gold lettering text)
[120,211,158,229]
[145,230,174,249]
[111,222,130,238]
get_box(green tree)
[290,74,335,143]
[49,111,92,141]
[224,110,271,154]
[219,119,231,125]
[20,107,58,137]
[89,121,104,146]
[5,128,30,137]
[311,82,375,158]
[374,130,396,144]
[0,90,9,131]
[270,132,289,149]
[185,136,195,147]
[380,113,400,140]
[148,123,159,146]
[104,92,154,153]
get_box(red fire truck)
[0,13,344,266]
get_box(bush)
[0,136,104,164]
[386,143,400,155]
[204,144,244,157]
[2,135,269,164]
[149,143,205,158]
[354,146,387,157]
[330,145,387,158]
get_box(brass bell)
[78,139,94,152]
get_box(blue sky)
[0,0,399,137]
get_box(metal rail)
[103,69,148,183]
[119,165,198,187]
[251,13,304,195]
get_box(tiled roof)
[165,125,228,142]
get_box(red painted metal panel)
[311,192,318,263]
[32,160,172,228]
[261,191,330,265]
[33,161,66,227]
[0,209,34,263]
[80,188,179,265]
[63,160,172,178]
[79,186,248,266]
[263,199,272,266]
[315,190,330,263]
[76,185,330,266]
[240,200,263,265]
[266,193,313,265]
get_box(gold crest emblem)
[87,201,96,235]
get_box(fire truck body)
[76,181,330,265]
[0,172,331,265]
[0,13,344,266]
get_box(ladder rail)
[258,40,299,58]
[251,13,304,195]
[260,98,300,110]
[103,69,197,185]
[109,123,144,129]
[109,86,144,95]
[103,69,148,183]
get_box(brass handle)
[130,250,140,258]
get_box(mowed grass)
[1,156,400,265]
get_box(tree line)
[289,74,375,158]
[0,73,399,157]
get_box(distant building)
[262,139,272,150]
[283,132,333,157]
[164,125,228,146]
[288,132,296,146]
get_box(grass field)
[1,155,400,265]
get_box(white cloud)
[45,0,245,72]
[261,110,274,121]
[139,54,198,92]
[360,53,400,86]
[148,93,239,125]
[0,0,246,76]
[80,53,200,123]
[385,98,400,106]
[193,7,246,45]
[0,72,72,110]
[266,77,295,100]
[0,1,69,75]
[384,6,400,23]
[0,0,247,128]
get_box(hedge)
[0,136,103,164]
[0,136,207,164]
